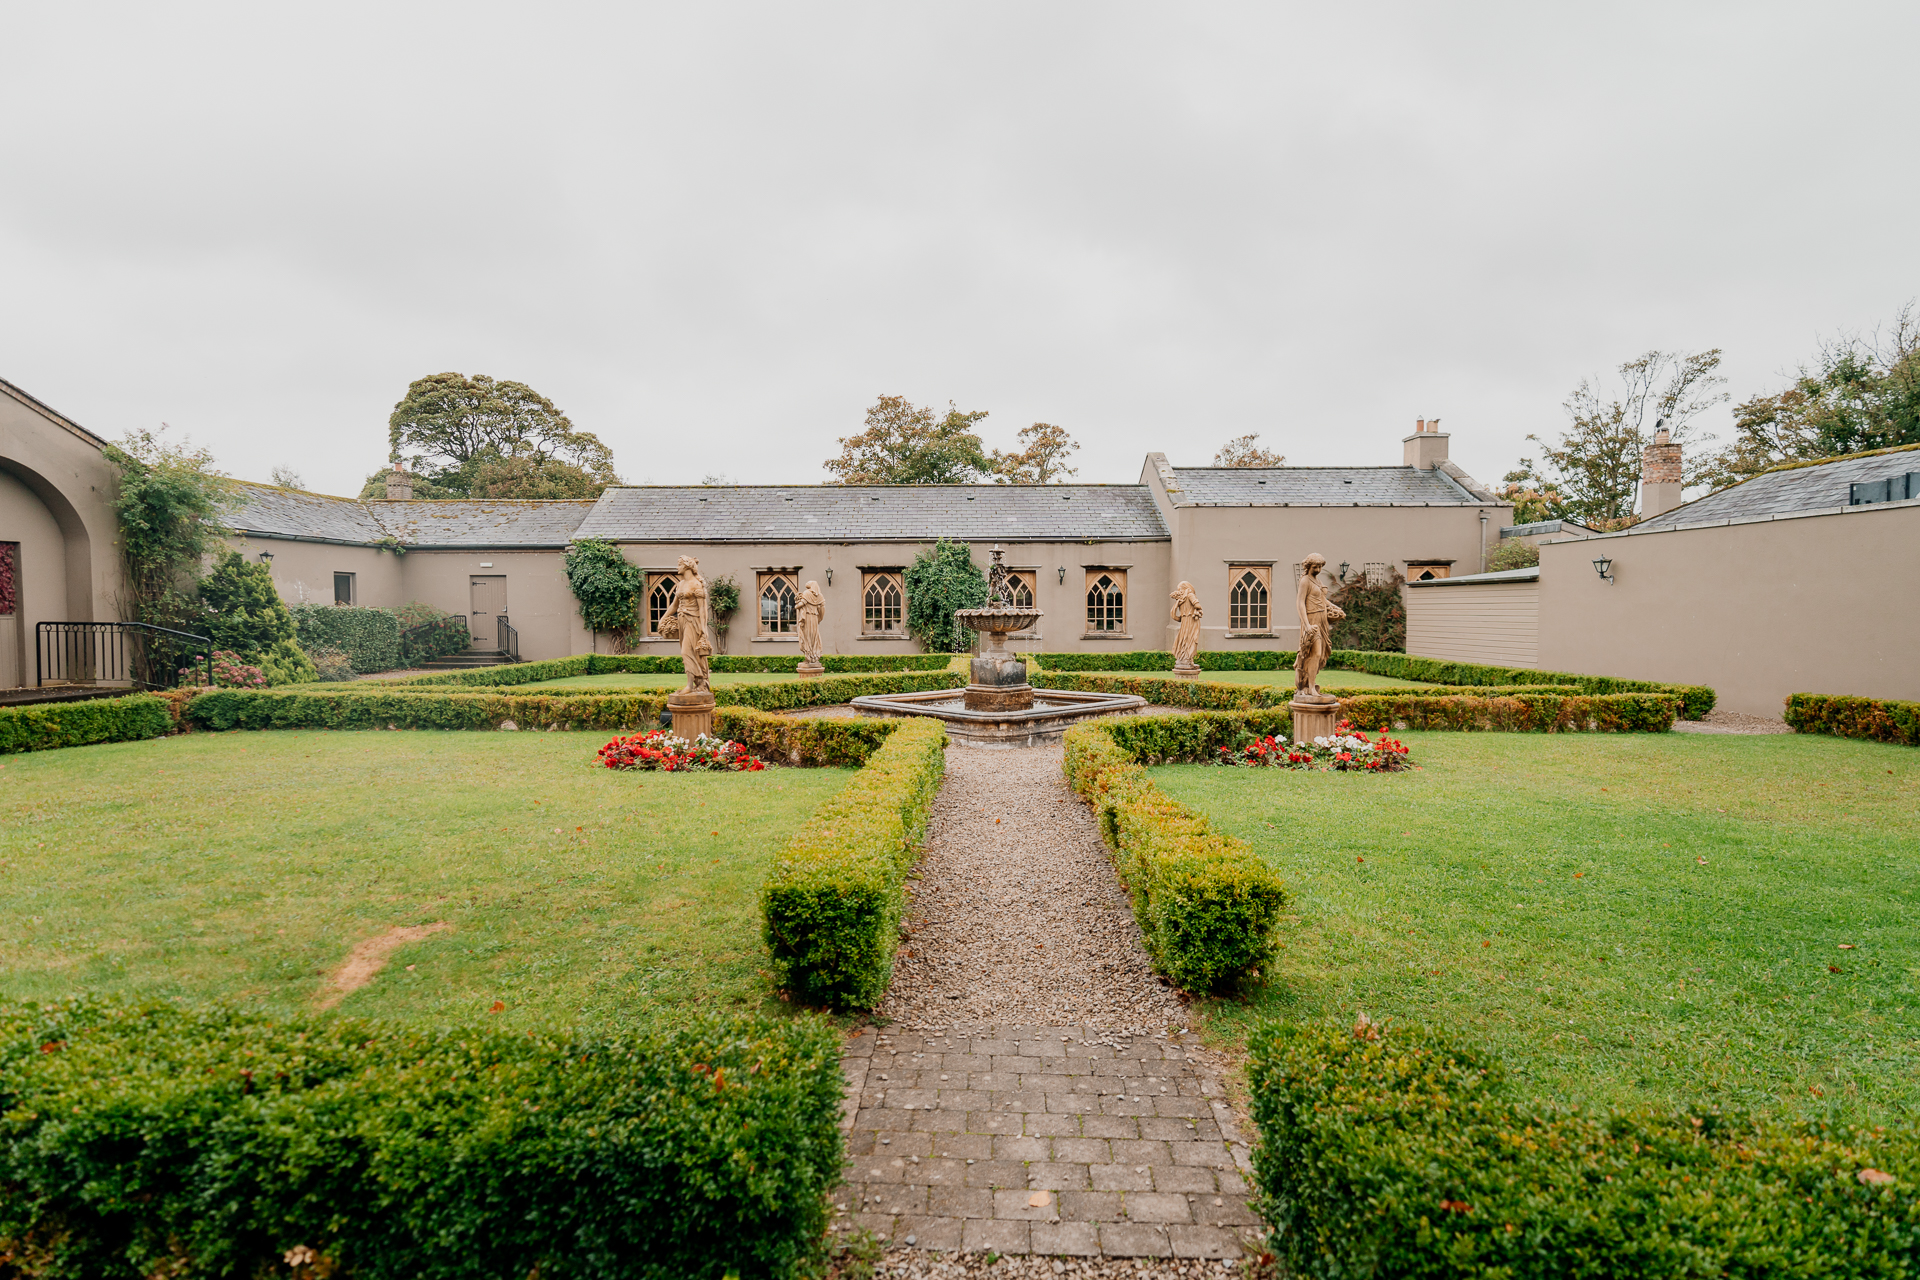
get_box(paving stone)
[967,1110,1022,1135]
[892,1215,964,1250]
[992,1188,1061,1221]
[1193,1194,1262,1226]
[1021,1073,1076,1093]
[1022,1111,1082,1137]
[964,1159,1029,1188]
[1029,1221,1103,1256]
[1215,1168,1249,1196]
[1099,1222,1172,1257]
[1026,1161,1089,1191]
[1170,1141,1234,1168]
[1141,1116,1218,1141]
[928,1133,992,1160]
[1057,1189,1123,1222]
[1121,1191,1193,1223]
[928,1185,994,1218]
[910,1157,967,1187]
[992,1134,1050,1161]
[937,1089,991,1112]
[1169,1224,1244,1259]
[851,1211,895,1237]
[1109,1138,1170,1167]
[1153,1164,1219,1194]
[992,1055,1046,1074]
[962,1219,1030,1253]
[1089,1163,1154,1191]
[1079,1113,1141,1140]
[1051,1136,1111,1164]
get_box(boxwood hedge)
[1785,693,1920,746]
[1247,1020,1919,1278]
[0,693,174,755]
[0,998,843,1280]
[1063,720,1288,991]
[761,718,947,1008]
[382,653,950,688]
[290,603,403,674]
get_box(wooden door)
[469,576,507,649]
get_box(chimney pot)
[384,466,414,500]
[1639,429,1683,516]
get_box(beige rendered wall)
[1405,579,1540,668]
[0,386,123,633]
[1537,501,1920,717]
[608,539,1171,659]
[228,534,402,611]
[0,468,69,687]
[1166,503,1506,653]
[400,550,590,661]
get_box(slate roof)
[1635,446,1920,531]
[1165,466,1482,506]
[573,485,1170,543]
[228,483,592,548]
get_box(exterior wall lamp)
[1592,555,1614,584]
[1057,566,1066,584]
[1338,561,1351,581]
[258,551,273,563]
[825,567,832,586]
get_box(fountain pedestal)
[956,606,1040,712]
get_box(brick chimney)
[383,465,413,500]
[1403,417,1449,470]
[1640,423,1683,517]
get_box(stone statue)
[1293,553,1345,704]
[1170,581,1203,675]
[669,555,712,695]
[796,579,826,675]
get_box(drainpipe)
[1478,510,1488,573]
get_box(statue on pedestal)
[664,555,716,738]
[796,579,826,676]
[1293,553,1344,704]
[1170,581,1203,675]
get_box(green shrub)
[258,636,318,685]
[904,539,987,654]
[1338,692,1682,733]
[0,694,174,755]
[382,654,957,689]
[0,997,844,1280]
[1486,538,1541,570]
[308,644,356,681]
[1063,723,1288,991]
[564,538,644,640]
[1785,693,1920,746]
[762,719,947,1008]
[713,708,904,767]
[199,551,297,657]
[378,654,594,688]
[1328,568,1406,652]
[397,611,472,665]
[290,603,403,674]
[1246,1020,1919,1279]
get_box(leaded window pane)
[1086,572,1125,632]
[863,573,903,632]
[1229,569,1269,631]
[648,575,676,635]
[759,574,798,633]
[1007,572,1034,610]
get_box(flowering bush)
[598,730,766,772]
[1218,720,1413,772]
[181,649,268,689]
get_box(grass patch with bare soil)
[1152,730,1920,1126]
[0,731,852,1029]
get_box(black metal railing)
[497,615,520,663]
[36,622,213,690]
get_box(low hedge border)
[1038,673,1681,732]
[761,718,948,1008]
[382,652,950,688]
[1063,720,1288,991]
[1028,649,1716,719]
[0,694,175,755]
[0,997,842,1280]
[1785,693,1920,747]
[290,602,403,674]
[1247,1020,1918,1278]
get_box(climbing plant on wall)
[564,539,645,643]
[904,539,988,653]
[102,428,238,629]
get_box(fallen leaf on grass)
[1839,944,1857,950]
[1860,1168,1896,1186]
[489,1001,506,1013]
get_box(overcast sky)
[5,2,1917,498]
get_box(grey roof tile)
[1165,466,1477,506]
[1637,447,1920,530]
[228,482,592,547]
[228,485,387,544]
[572,485,1169,542]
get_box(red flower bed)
[597,730,766,772]
[1217,719,1413,772]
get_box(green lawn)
[1071,667,1436,689]
[514,671,819,691]
[1152,732,1920,1125]
[0,732,851,1029]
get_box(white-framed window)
[1228,565,1270,631]
[646,573,676,636]
[333,572,355,606]
[862,570,904,633]
[758,572,799,634]
[1085,569,1126,634]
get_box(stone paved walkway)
[832,748,1262,1260]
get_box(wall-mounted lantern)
[1592,555,1614,584]
[825,567,833,586]
[1338,561,1351,581]
[1057,566,1066,585]
[258,551,273,563]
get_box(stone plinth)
[796,660,825,678]
[1172,662,1200,680]
[1289,697,1340,745]
[667,690,716,740]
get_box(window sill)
[752,636,799,644]
[856,632,907,641]
[1226,632,1277,639]
[1081,633,1133,641]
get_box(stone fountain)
[850,548,1146,747]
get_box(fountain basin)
[849,687,1148,748]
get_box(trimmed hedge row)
[290,603,403,674]
[1785,693,1920,746]
[0,998,843,1280]
[0,694,174,755]
[385,653,950,688]
[1063,721,1288,991]
[1247,1021,1918,1278]
[1028,649,1717,719]
[761,718,948,1008]
[1339,692,1681,734]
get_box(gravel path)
[868,1248,1246,1278]
[876,745,1188,1034]
[1672,709,1792,735]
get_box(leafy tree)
[357,467,462,500]
[1491,481,1566,526]
[1485,540,1541,571]
[268,465,306,490]
[103,427,239,630]
[384,372,619,498]
[1213,434,1286,467]
[1703,305,1920,488]
[563,539,644,642]
[1328,569,1406,652]
[468,455,607,500]
[199,551,298,657]
[825,396,992,484]
[1507,349,1726,527]
[904,540,988,653]
[992,423,1080,484]
[709,574,741,652]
